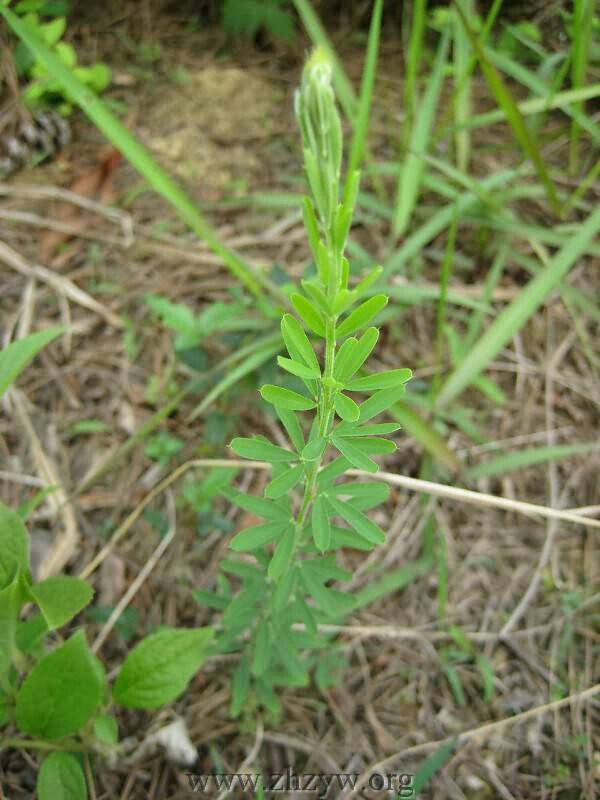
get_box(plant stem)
[296,315,336,537]
[1,737,85,752]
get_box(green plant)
[0,332,213,799]
[193,48,411,718]
[221,0,295,41]
[6,0,111,114]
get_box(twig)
[0,240,123,328]
[91,491,177,653]
[348,683,600,797]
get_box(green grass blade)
[453,0,474,171]
[292,0,357,119]
[402,0,428,150]
[488,48,600,145]
[74,333,281,495]
[353,555,432,609]
[466,442,600,480]
[436,205,600,408]
[393,29,450,239]
[570,0,596,172]
[384,284,491,313]
[389,402,461,471]
[562,158,600,219]
[187,335,282,421]
[454,4,560,214]
[383,169,517,277]
[0,6,284,306]
[432,210,457,398]
[433,0,504,145]
[413,738,458,795]
[452,84,600,132]
[346,0,383,177]
[462,243,508,352]
[0,328,64,398]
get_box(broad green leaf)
[281,314,320,372]
[220,560,264,580]
[222,491,290,522]
[333,327,379,382]
[334,421,401,437]
[0,328,64,399]
[252,620,271,676]
[255,679,281,717]
[30,577,94,630]
[229,521,289,552]
[329,481,389,507]
[311,496,331,552]
[302,556,352,583]
[230,654,250,717]
[37,752,87,800]
[230,436,297,463]
[302,197,321,260]
[291,293,326,337]
[272,564,297,613]
[268,528,295,581]
[325,495,385,545]
[193,590,229,610]
[265,463,305,499]
[0,574,19,675]
[353,266,384,298]
[302,279,330,314]
[275,629,309,686]
[93,713,119,745]
[295,593,318,634]
[15,631,103,739]
[333,336,359,380]
[345,367,412,392]
[0,503,30,590]
[15,614,48,656]
[300,568,355,617]
[332,287,356,315]
[222,582,264,627]
[145,295,197,339]
[331,435,378,472]
[260,385,317,411]
[277,356,320,380]
[336,295,388,337]
[276,407,305,452]
[357,437,396,455]
[334,392,360,422]
[358,385,409,422]
[329,525,374,551]
[112,627,213,709]
[301,436,327,461]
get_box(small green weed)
[7,0,110,114]
[0,332,212,800]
